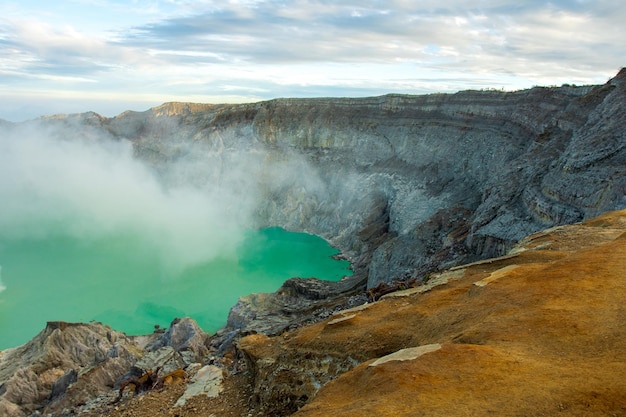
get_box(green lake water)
[0,227,351,350]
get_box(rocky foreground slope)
[243,209,626,416]
[1,210,625,416]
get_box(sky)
[1,0,625,121]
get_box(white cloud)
[0,0,624,121]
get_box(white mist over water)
[0,120,266,273]
[0,117,359,349]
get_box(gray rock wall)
[97,70,625,292]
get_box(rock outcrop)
[0,322,140,416]
[0,318,211,416]
[146,317,210,364]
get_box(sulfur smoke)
[0,119,268,276]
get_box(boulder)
[147,317,210,364]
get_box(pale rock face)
[0,322,141,416]
[174,365,223,407]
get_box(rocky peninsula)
[0,69,625,416]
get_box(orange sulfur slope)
[283,210,626,416]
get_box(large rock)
[0,322,142,416]
[146,317,210,364]
[226,277,368,336]
[174,365,223,407]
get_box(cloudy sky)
[1,0,624,121]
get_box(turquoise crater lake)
[0,227,352,350]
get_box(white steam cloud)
[0,120,264,273]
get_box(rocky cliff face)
[98,71,625,286]
[0,318,212,416]
[0,322,139,416]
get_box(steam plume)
[0,120,261,274]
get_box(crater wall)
[98,71,626,292]
[17,71,624,335]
